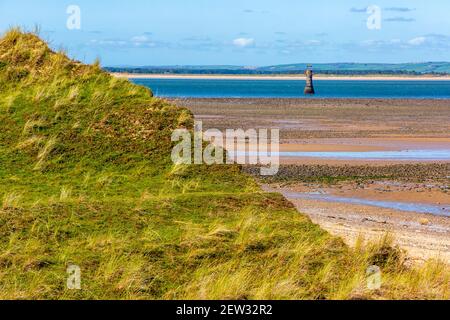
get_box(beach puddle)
[236,149,450,161]
[280,191,450,217]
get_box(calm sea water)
[281,191,450,216]
[131,78,450,99]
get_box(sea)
[131,78,450,99]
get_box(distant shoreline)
[112,73,450,81]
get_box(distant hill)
[106,62,450,75]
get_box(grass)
[0,29,448,300]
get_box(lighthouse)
[304,65,315,95]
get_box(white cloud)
[306,40,321,45]
[350,7,368,13]
[131,35,150,43]
[408,37,426,46]
[91,39,127,46]
[233,38,255,47]
[361,40,379,46]
[384,17,415,22]
[385,7,415,12]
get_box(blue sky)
[1,0,449,66]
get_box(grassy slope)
[0,30,448,300]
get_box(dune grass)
[0,29,448,300]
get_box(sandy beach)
[112,72,450,81]
[264,182,450,263]
[177,98,450,139]
[178,97,450,262]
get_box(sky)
[1,0,449,66]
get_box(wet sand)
[176,98,450,140]
[180,98,450,262]
[264,182,450,263]
[180,98,450,164]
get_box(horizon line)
[105,61,450,68]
